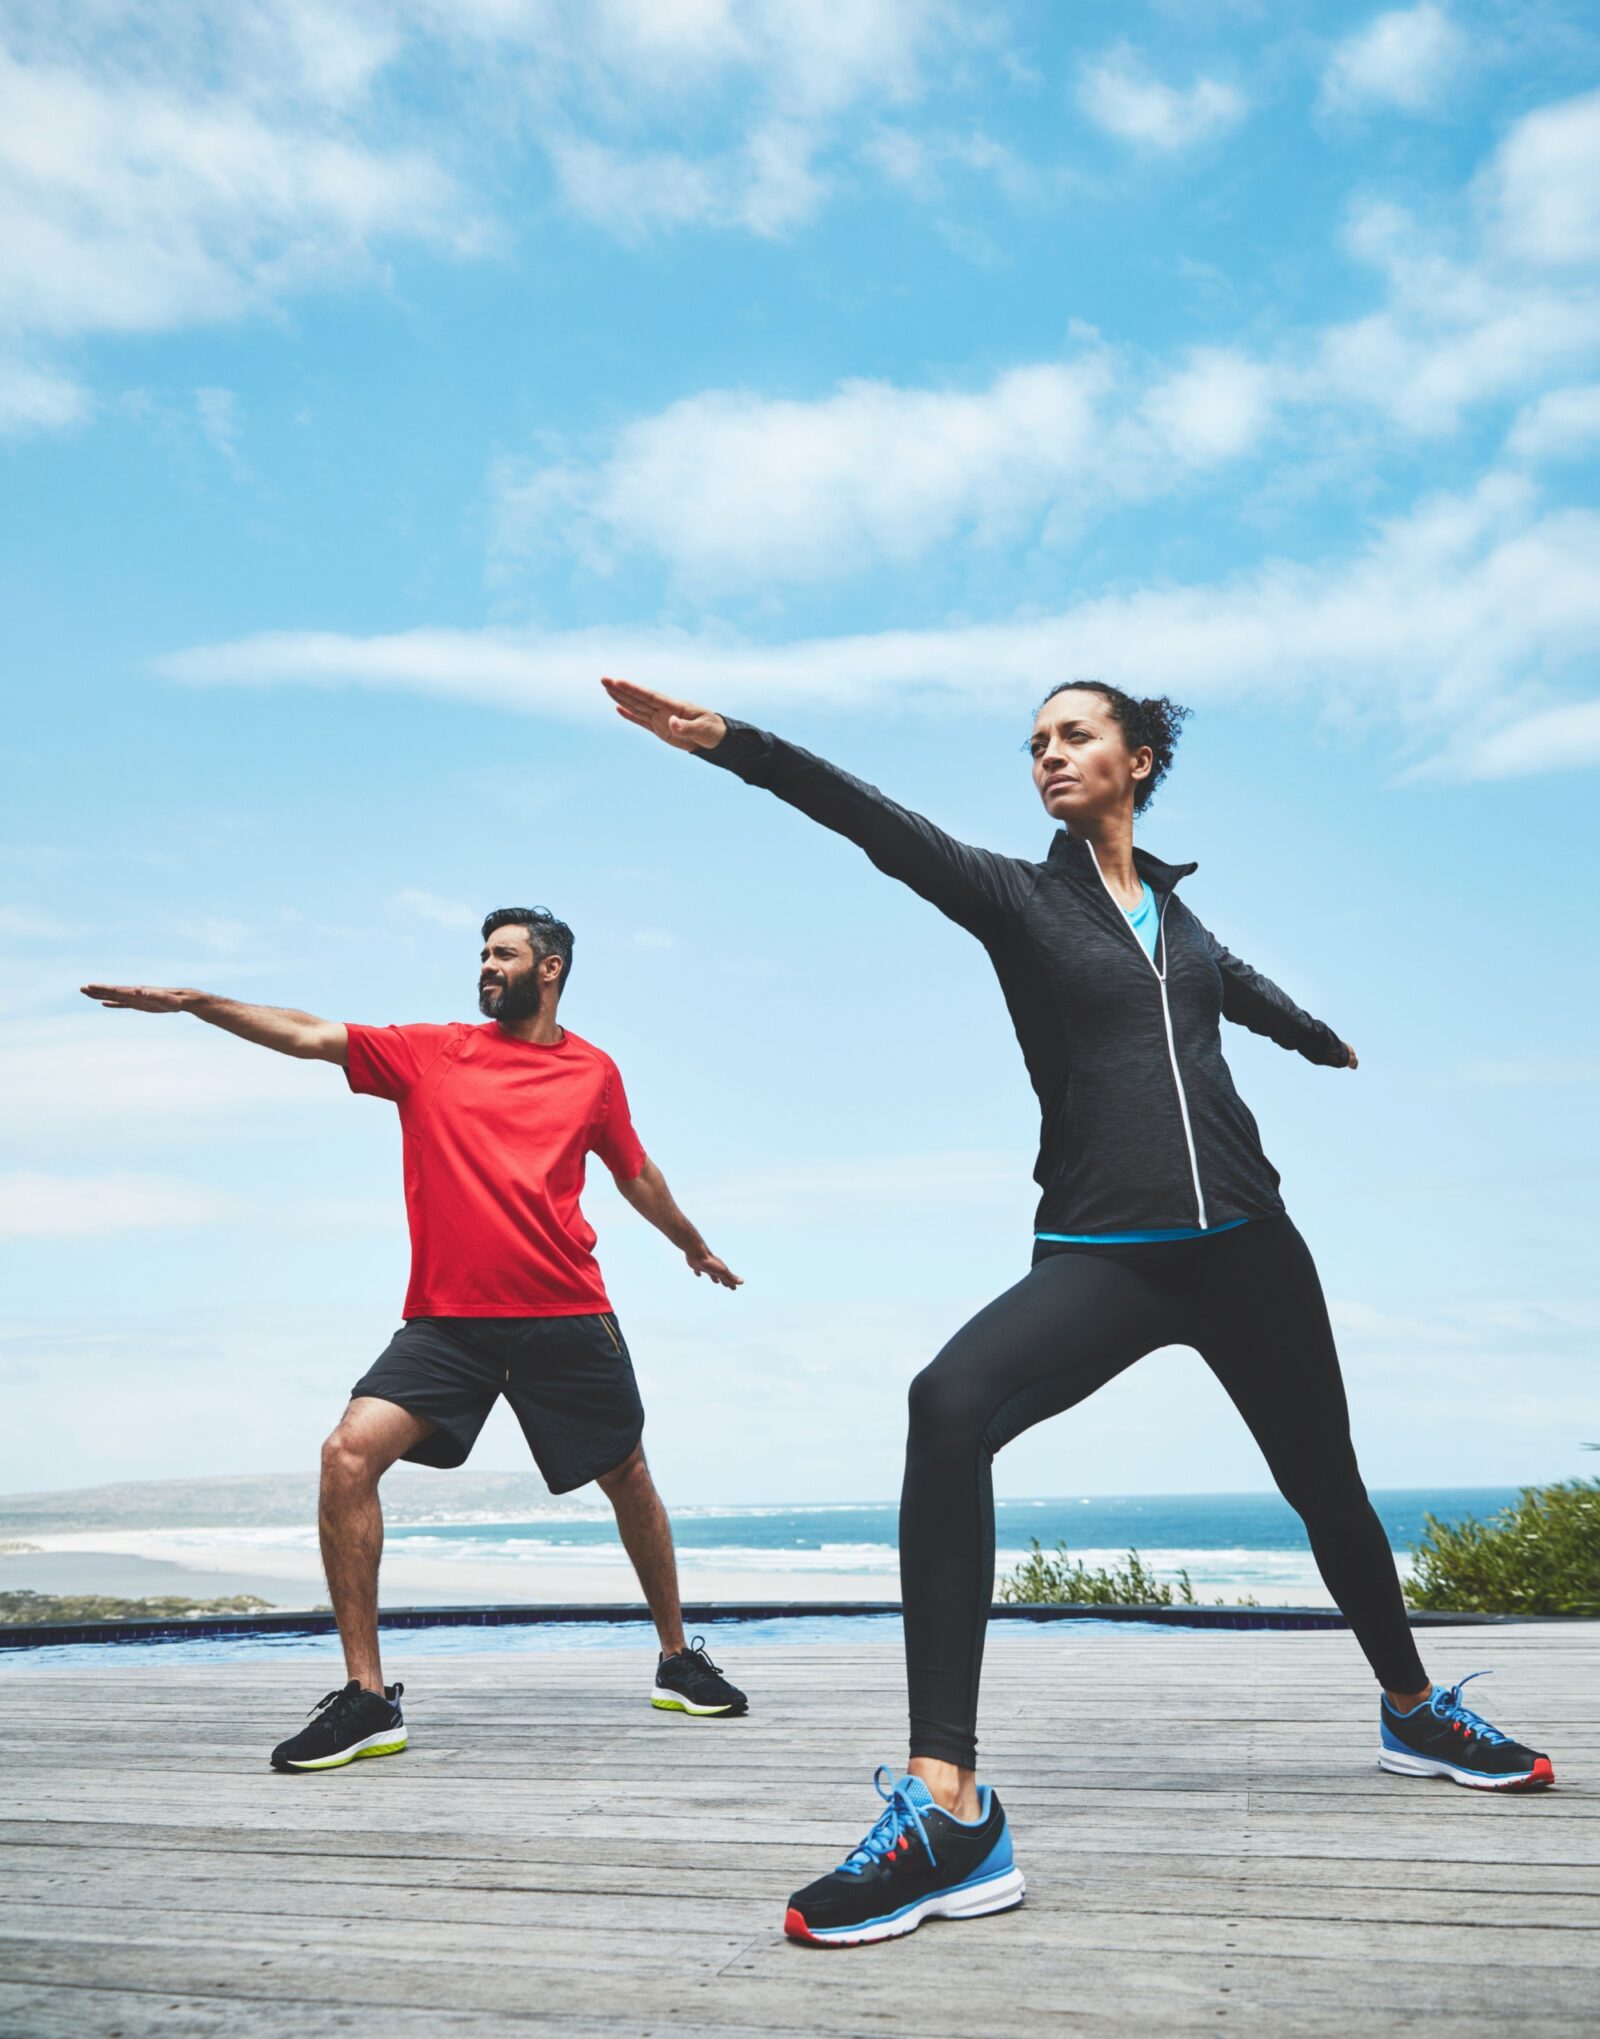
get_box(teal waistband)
[1035,1218,1252,1246]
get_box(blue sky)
[2,1,1597,1506]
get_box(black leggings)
[901,1215,1427,1768]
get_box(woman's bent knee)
[906,1361,991,1458]
[1281,1464,1372,1534]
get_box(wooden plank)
[4,1935,1599,2033]
[0,1625,1593,2036]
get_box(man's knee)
[595,1441,649,1499]
[321,1421,386,1491]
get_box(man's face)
[478,926,544,1023]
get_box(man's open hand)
[687,1249,742,1290]
[602,676,726,753]
[81,983,193,1012]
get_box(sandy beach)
[1,1530,897,1610]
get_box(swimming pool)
[1,1609,1215,1670]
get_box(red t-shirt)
[345,1021,646,1318]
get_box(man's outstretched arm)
[614,1158,741,1290]
[80,984,348,1065]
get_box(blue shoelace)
[1428,1670,1509,1746]
[837,1767,937,1878]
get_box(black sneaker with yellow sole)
[652,1636,747,1716]
[270,1679,406,1771]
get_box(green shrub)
[0,1590,276,1624]
[1404,1479,1600,1616]
[996,1539,1258,1608]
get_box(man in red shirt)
[82,905,748,1770]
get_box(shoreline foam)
[3,1525,1364,1609]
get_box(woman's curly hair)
[1036,680,1191,813]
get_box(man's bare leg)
[319,1396,436,1691]
[596,1442,687,1657]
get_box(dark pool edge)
[1,1601,1585,1651]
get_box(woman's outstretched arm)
[602,677,1035,937]
[1190,918,1356,1068]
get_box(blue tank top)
[1126,879,1159,961]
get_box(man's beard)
[478,971,542,1023]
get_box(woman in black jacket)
[603,673,1553,1947]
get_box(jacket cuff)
[694,716,768,776]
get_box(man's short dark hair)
[482,907,575,997]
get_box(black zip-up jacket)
[699,719,1350,1236]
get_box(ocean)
[0,1485,1526,1665]
[361,1486,1514,1605]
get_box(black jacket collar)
[1045,832,1197,892]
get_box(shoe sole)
[651,1692,747,1717]
[1379,1750,1553,1792]
[785,1866,1026,1947]
[272,1726,408,1772]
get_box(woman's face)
[1029,689,1151,828]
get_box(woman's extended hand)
[601,676,726,753]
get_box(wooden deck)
[0,1621,1594,2035]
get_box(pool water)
[0,1611,1195,1671]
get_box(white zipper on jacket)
[1085,841,1209,1230]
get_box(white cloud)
[0,1020,330,1148]
[0,0,973,427]
[0,1171,243,1238]
[1297,157,1600,434]
[1137,347,1274,464]
[194,387,241,463]
[158,469,1600,782]
[498,357,1114,586]
[169,916,254,958]
[545,119,829,239]
[1321,5,1468,116]
[542,135,723,239]
[1456,1057,1600,1086]
[497,0,939,113]
[0,905,60,938]
[1413,695,1600,782]
[1333,1297,1599,1358]
[490,90,1600,584]
[395,887,479,931]
[1485,86,1600,267]
[1506,383,1600,463]
[863,124,1037,204]
[493,347,1283,590]
[490,0,956,238]
[0,29,476,353]
[0,357,91,436]
[698,1150,1024,1223]
[1076,45,1246,152]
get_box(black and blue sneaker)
[1379,1673,1553,1792]
[785,1768,1025,1947]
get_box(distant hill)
[0,1469,609,1534]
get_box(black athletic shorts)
[350,1313,644,1492]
